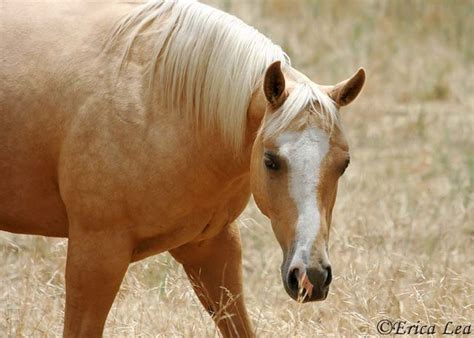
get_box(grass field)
[1,0,473,336]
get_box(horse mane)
[262,81,338,141]
[107,0,336,151]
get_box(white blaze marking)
[276,128,329,261]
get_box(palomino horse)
[0,0,365,336]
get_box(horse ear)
[328,68,366,107]
[263,61,286,108]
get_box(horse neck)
[241,86,267,166]
[197,88,266,183]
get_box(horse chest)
[131,175,250,261]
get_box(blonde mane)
[263,80,338,140]
[107,0,336,151]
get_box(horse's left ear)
[328,68,366,107]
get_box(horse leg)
[171,222,254,338]
[63,227,132,337]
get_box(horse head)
[250,61,365,302]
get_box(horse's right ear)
[263,61,286,108]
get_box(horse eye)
[264,153,280,171]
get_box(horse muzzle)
[282,257,332,302]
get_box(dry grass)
[1,0,473,336]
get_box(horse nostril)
[324,265,332,287]
[288,267,299,291]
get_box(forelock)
[262,82,338,142]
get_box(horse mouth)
[281,261,331,302]
[283,278,330,303]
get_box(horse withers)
[0,0,365,336]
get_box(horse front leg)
[171,222,254,338]
[63,225,133,337]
